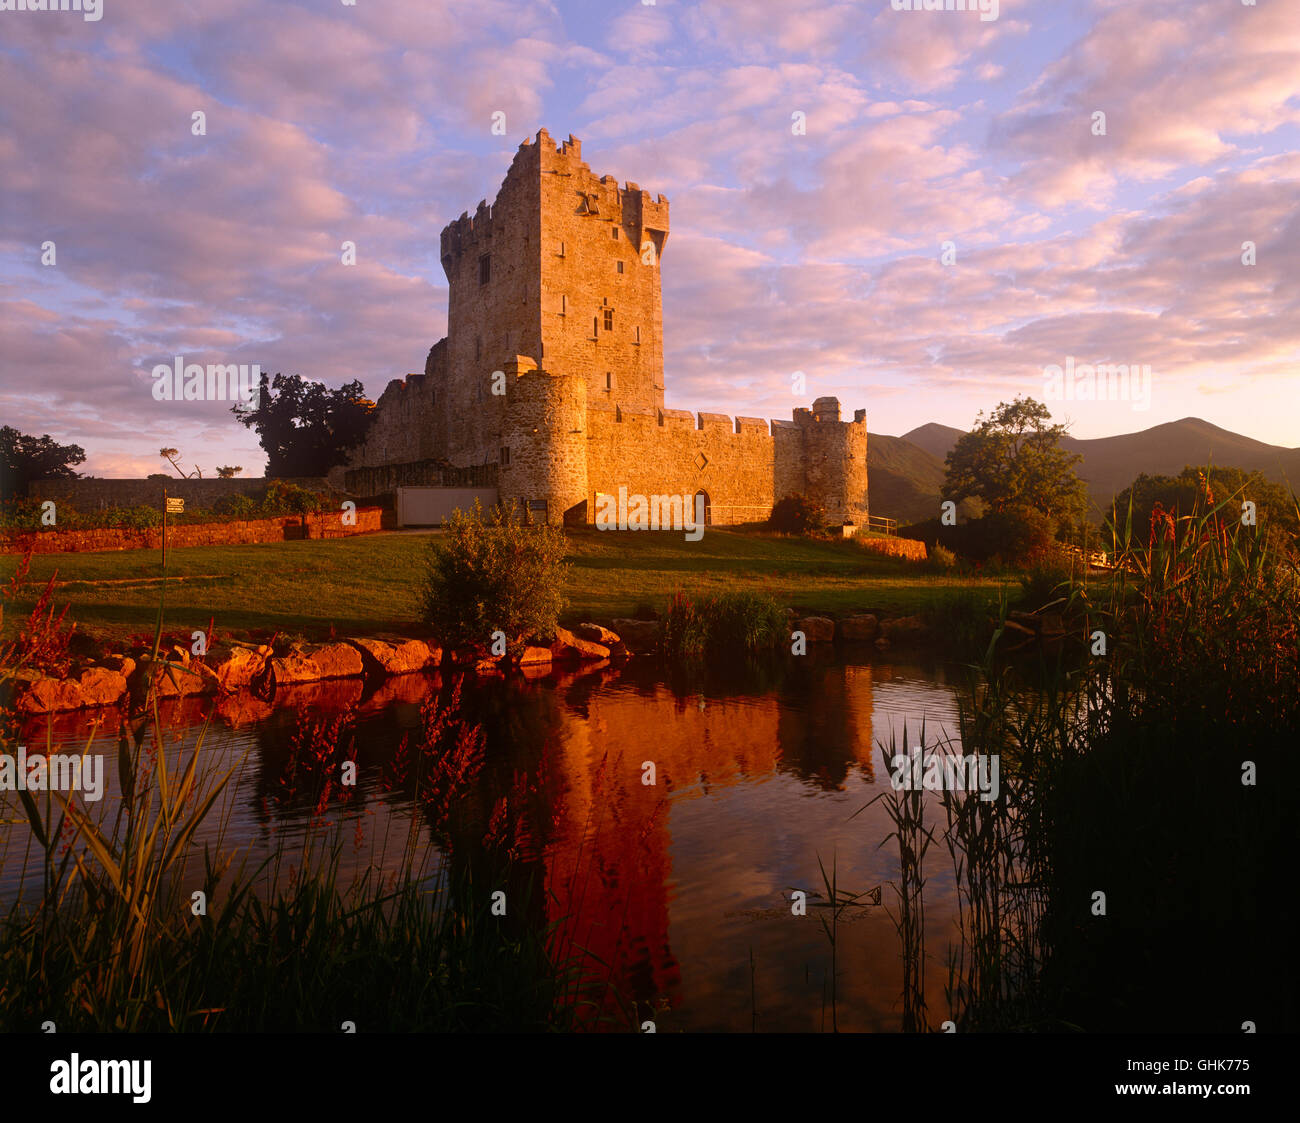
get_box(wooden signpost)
[163,491,184,568]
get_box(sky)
[1,0,1297,478]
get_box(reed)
[870,477,1300,1031]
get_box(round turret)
[499,366,588,524]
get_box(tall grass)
[872,481,1300,1031]
[661,589,788,661]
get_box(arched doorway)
[694,490,712,527]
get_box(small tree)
[159,448,201,479]
[419,501,569,652]
[216,465,244,479]
[768,493,826,535]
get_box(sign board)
[165,498,185,514]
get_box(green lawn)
[0,528,1015,647]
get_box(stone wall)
[344,458,498,498]
[1,507,384,554]
[586,404,776,526]
[29,476,332,511]
[853,535,927,562]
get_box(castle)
[345,128,868,527]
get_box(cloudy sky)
[1,0,1296,477]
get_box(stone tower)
[437,128,669,470]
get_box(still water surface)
[3,651,977,1031]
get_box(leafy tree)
[0,427,86,500]
[233,372,375,478]
[216,465,243,478]
[943,398,1087,525]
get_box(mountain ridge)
[871,417,1300,524]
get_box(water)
[1,651,977,1032]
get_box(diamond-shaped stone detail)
[694,451,709,471]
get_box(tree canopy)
[943,397,1087,524]
[1111,466,1299,543]
[232,373,375,478]
[0,426,86,500]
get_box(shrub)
[102,505,163,530]
[927,543,958,571]
[768,493,826,535]
[662,590,788,660]
[214,493,259,519]
[0,498,46,530]
[1018,556,1075,610]
[262,480,323,515]
[419,501,569,651]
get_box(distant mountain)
[867,434,948,524]
[898,422,967,463]
[873,418,1300,523]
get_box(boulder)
[793,616,835,643]
[153,661,211,698]
[17,676,86,714]
[309,643,364,679]
[78,667,128,708]
[575,623,620,645]
[271,650,323,686]
[102,654,136,680]
[549,626,610,662]
[514,645,554,667]
[839,614,879,642]
[347,637,436,676]
[610,618,661,653]
[213,646,268,691]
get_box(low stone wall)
[855,535,928,562]
[1,507,384,554]
[29,476,332,511]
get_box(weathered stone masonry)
[347,129,868,526]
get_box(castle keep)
[346,129,868,527]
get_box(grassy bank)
[0,528,1013,647]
